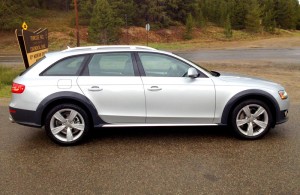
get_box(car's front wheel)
[231,99,273,139]
[45,104,90,145]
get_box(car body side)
[9,49,289,128]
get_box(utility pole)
[74,0,80,47]
[125,14,129,44]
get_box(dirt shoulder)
[200,36,300,50]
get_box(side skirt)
[102,123,219,127]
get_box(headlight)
[278,90,288,100]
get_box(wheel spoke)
[253,106,265,118]
[253,119,267,129]
[247,122,254,136]
[66,127,74,142]
[237,119,248,126]
[71,124,84,131]
[68,110,78,121]
[243,106,251,117]
[51,125,66,135]
[54,112,66,123]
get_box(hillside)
[1,10,300,53]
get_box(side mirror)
[187,67,198,78]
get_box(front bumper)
[276,109,289,124]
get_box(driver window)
[138,53,191,77]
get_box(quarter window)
[138,53,191,77]
[87,53,134,76]
[43,55,85,76]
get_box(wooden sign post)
[15,23,48,69]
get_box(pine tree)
[78,0,93,25]
[194,2,206,28]
[184,13,194,40]
[88,0,121,44]
[262,0,276,33]
[231,0,248,29]
[275,0,298,29]
[297,3,300,30]
[218,0,228,26]
[111,0,136,27]
[224,14,233,38]
[245,0,261,33]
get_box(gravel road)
[176,47,300,64]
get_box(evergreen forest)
[1,0,299,43]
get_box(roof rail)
[62,45,156,52]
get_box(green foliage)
[184,13,194,40]
[230,0,248,30]
[261,0,276,33]
[78,0,94,25]
[88,0,121,44]
[110,0,136,27]
[224,14,233,38]
[245,0,261,33]
[1,0,300,33]
[0,1,24,31]
[194,2,206,28]
[297,5,300,30]
[275,0,299,29]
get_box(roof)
[62,45,157,52]
[45,45,172,60]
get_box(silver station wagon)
[9,46,289,145]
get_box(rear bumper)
[9,107,41,128]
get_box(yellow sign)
[22,22,28,30]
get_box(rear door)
[77,52,145,123]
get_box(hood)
[216,71,281,89]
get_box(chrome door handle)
[88,86,103,91]
[148,86,162,91]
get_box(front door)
[137,52,215,124]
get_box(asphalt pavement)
[0,103,299,194]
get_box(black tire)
[231,99,273,139]
[45,104,90,146]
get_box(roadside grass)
[0,65,23,98]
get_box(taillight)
[11,83,25,94]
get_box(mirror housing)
[187,67,199,78]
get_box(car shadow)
[89,126,234,142]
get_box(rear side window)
[87,53,134,76]
[42,55,86,76]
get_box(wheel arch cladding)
[36,91,106,127]
[221,89,280,126]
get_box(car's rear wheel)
[45,104,90,145]
[231,99,272,139]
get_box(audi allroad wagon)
[9,46,289,145]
